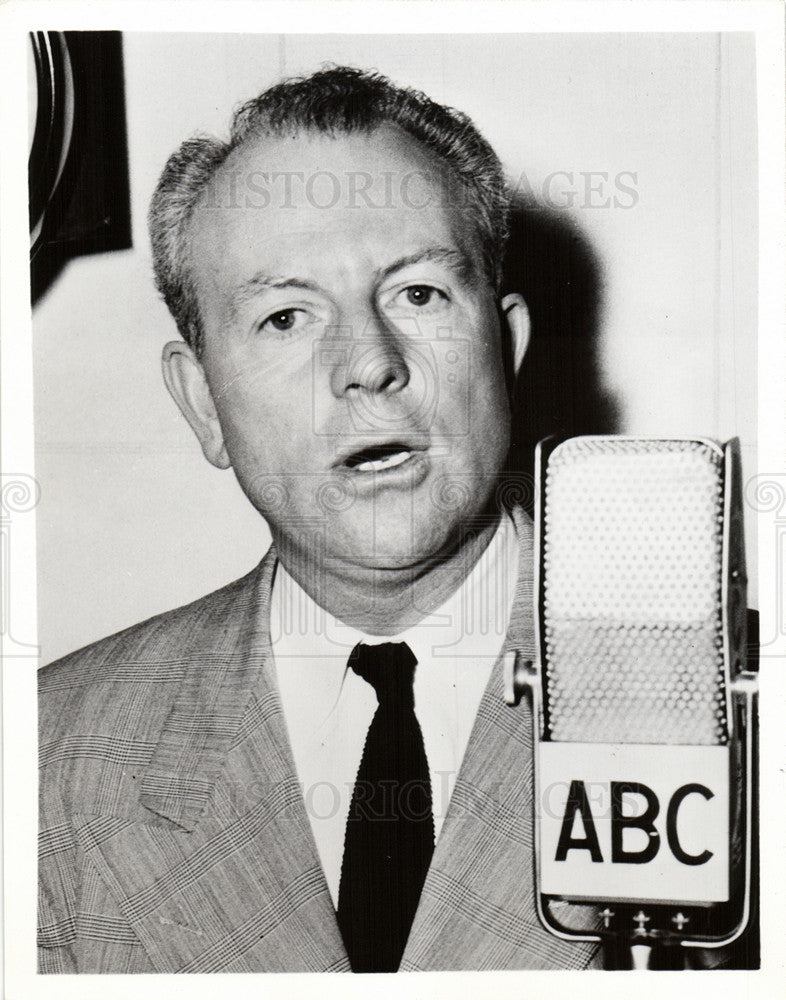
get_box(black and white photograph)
[2,1,784,995]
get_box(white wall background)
[33,32,758,664]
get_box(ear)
[499,292,530,379]
[162,341,231,470]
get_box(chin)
[348,520,460,572]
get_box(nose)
[329,308,410,399]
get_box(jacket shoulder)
[38,558,268,740]
[41,562,263,680]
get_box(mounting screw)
[672,912,690,931]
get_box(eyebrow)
[231,274,321,312]
[378,247,478,285]
[229,247,478,314]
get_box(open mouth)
[340,442,424,473]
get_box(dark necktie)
[336,641,435,972]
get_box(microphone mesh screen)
[542,438,727,745]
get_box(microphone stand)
[629,944,652,971]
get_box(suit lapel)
[75,551,349,972]
[401,508,600,970]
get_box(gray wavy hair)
[148,65,510,355]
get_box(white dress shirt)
[271,513,520,907]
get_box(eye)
[391,284,450,313]
[406,285,435,306]
[259,308,310,336]
[406,285,445,307]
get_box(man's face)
[165,125,528,576]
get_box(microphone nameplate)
[537,742,730,904]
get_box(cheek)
[467,359,512,470]
[217,381,315,468]
[468,339,510,413]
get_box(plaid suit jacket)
[38,509,601,973]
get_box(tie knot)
[348,642,417,707]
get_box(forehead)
[186,126,480,307]
[203,122,455,214]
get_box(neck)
[274,514,503,636]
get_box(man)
[37,65,597,973]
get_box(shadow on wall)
[503,193,620,499]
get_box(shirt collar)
[271,512,520,697]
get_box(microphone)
[505,436,756,968]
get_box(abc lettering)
[555,781,714,865]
